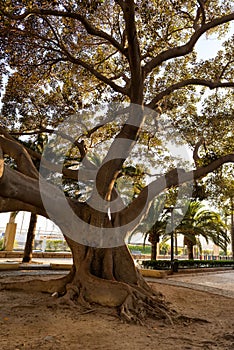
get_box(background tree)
[0,1,234,323]
[176,201,228,260]
[131,196,168,260]
[22,212,37,263]
[205,173,234,257]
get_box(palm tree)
[144,220,167,260]
[176,201,229,260]
[130,196,168,260]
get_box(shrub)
[128,244,151,255]
[45,239,70,251]
[0,238,4,250]
[141,259,234,270]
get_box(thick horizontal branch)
[147,78,234,109]
[119,153,234,227]
[144,12,234,76]
[0,196,48,218]
[0,165,84,220]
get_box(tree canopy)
[0,0,234,323]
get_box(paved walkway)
[147,271,234,299]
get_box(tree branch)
[0,135,39,179]
[0,8,126,56]
[0,127,96,181]
[147,78,234,109]
[218,60,234,80]
[0,146,3,179]
[64,52,129,96]
[197,0,206,25]
[119,153,234,227]
[193,137,205,167]
[0,165,84,220]
[1,8,129,96]
[143,12,234,76]
[0,196,48,218]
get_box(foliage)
[159,242,170,255]
[128,244,151,255]
[44,239,70,251]
[0,238,4,250]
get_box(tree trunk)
[45,236,171,323]
[187,241,194,260]
[149,232,160,261]
[22,213,37,263]
[0,235,173,323]
[151,242,157,260]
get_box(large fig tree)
[0,1,234,322]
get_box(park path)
[147,270,234,299]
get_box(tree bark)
[22,213,37,263]
[60,236,172,323]
[187,241,194,260]
[151,242,157,260]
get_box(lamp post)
[231,196,234,259]
[170,208,174,262]
[165,205,183,272]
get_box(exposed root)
[0,269,175,325]
[0,269,74,294]
[119,288,174,325]
[174,314,210,325]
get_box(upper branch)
[193,137,206,167]
[197,0,206,25]
[1,8,127,56]
[62,50,129,96]
[147,78,234,109]
[143,12,234,76]
[120,0,143,102]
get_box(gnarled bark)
[0,236,171,324]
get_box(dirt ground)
[0,273,234,350]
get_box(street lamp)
[164,206,174,261]
[164,205,183,272]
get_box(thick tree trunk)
[22,213,37,263]
[60,237,172,323]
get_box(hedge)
[141,259,234,270]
